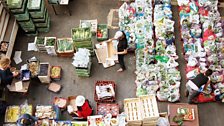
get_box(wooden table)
[8,79,30,93]
[168,103,199,126]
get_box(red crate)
[94,81,116,103]
[96,103,119,117]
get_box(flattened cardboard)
[95,40,118,68]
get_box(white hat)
[114,31,123,39]
[75,95,85,106]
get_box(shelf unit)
[0,2,19,57]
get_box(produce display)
[35,37,45,45]
[71,121,88,126]
[51,66,61,79]
[71,27,91,42]
[57,38,74,53]
[45,37,56,47]
[35,106,57,119]
[119,0,180,102]
[97,24,108,41]
[28,62,39,77]
[20,105,33,115]
[178,0,224,102]
[5,106,20,123]
[177,108,194,121]
[87,115,105,126]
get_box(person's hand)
[113,50,117,55]
[13,71,19,77]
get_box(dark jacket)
[17,114,38,126]
[0,68,13,88]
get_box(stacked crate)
[6,0,50,35]
[75,62,92,77]
[44,37,56,55]
[27,0,50,33]
[71,27,94,55]
[6,0,36,35]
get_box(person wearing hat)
[73,95,92,119]
[17,113,38,126]
[111,31,128,72]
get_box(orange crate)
[94,80,116,103]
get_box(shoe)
[117,68,124,72]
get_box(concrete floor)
[6,0,224,125]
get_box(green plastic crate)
[14,9,29,21]
[37,26,50,33]
[35,15,49,27]
[33,10,49,22]
[71,27,92,42]
[18,19,35,28]
[37,17,50,33]
[75,62,91,77]
[97,24,108,41]
[10,0,27,14]
[22,26,36,32]
[29,1,45,19]
[48,0,60,4]
[27,0,42,11]
[25,31,38,36]
[7,0,23,9]
[74,41,93,48]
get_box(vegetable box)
[45,37,56,47]
[97,24,108,41]
[71,27,92,42]
[50,66,62,80]
[35,36,45,46]
[56,38,74,53]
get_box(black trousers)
[118,55,126,70]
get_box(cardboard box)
[95,40,118,68]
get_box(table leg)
[52,5,58,15]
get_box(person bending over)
[186,69,213,103]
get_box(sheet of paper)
[28,43,38,51]
[20,64,28,71]
[15,81,23,91]
[13,51,22,64]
